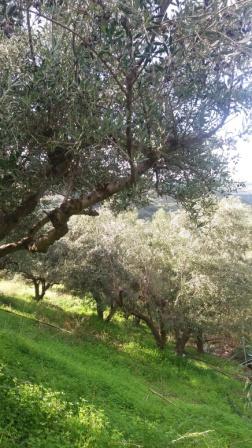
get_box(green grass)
[0,279,251,448]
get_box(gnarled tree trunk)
[95,298,105,320]
[133,316,141,326]
[105,303,118,322]
[130,311,166,349]
[174,328,191,356]
[32,278,51,301]
[196,330,204,353]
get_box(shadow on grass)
[0,292,239,385]
[0,312,247,448]
[0,293,87,331]
[0,295,249,448]
[0,292,151,345]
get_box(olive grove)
[46,198,252,354]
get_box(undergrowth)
[0,279,251,447]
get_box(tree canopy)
[0,0,251,256]
[41,198,252,353]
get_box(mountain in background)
[138,182,252,219]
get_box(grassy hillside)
[0,280,251,448]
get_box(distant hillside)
[139,183,252,218]
[138,195,178,218]
[234,182,252,205]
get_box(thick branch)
[0,237,33,258]
[0,155,155,257]
[125,76,134,178]
[0,145,74,241]
[127,307,166,348]
[29,157,154,253]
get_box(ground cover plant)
[0,279,252,447]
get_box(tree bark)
[159,317,167,348]
[196,330,204,353]
[0,147,73,243]
[105,303,118,322]
[0,155,156,258]
[151,325,166,350]
[95,299,105,320]
[133,316,141,326]
[32,278,51,301]
[33,279,41,301]
[175,329,191,356]
[127,309,166,349]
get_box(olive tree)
[0,0,251,257]
[58,199,252,354]
[55,211,129,320]
[5,246,63,300]
[182,198,252,350]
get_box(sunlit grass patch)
[0,281,251,447]
[0,364,122,448]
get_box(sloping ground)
[0,280,251,448]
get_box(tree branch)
[0,307,72,334]
[0,146,74,242]
[125,75,135,179]
[26,4,36,67]
[158,0,173,17]
[0,155,155,258]
[20,7,127,94]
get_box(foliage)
[0,363,121,448]
[0,0,251,255]
[4,245,63,300]
[53,210,129,319]
[58,199,252,353]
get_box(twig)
[0,306,72,334]
[19,7,126,94]
[149,388,174,404]
[172,430,215,444]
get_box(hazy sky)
[235,139,252,182]
[223,114,251,183]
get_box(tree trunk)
[133,316,141,326]
[175,329,191,356]
[196,330,204,353]
[105,304,117,322]
[33,279,51,301]
[0,156,155,257]
[125,309,166,349]
[160,318,167,348]
[149,323,166,350]
[34,280,41,301]
[95,299,104,320]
